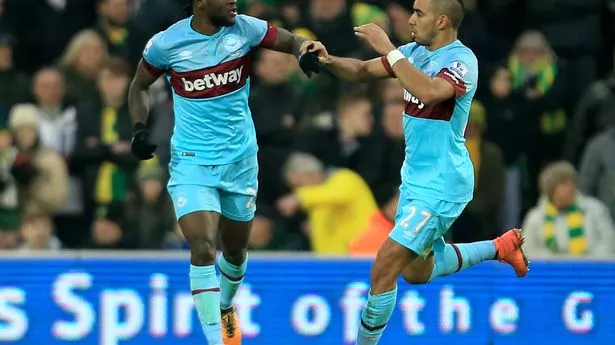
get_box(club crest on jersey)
[222,34,242,53]
[182,66,244,91]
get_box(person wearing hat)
[88,202,128,249]
[0,31,30,119]
[8,103,68,215]
[449,100,506,242]
[125,160,175,249]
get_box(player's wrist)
[386,49,405,67]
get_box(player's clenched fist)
[298,40,329,77]
[354,23,396,55]
[130,123,157,160]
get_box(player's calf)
[180,212,224,345]
[356,239,414,345]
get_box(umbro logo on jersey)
[182,66,244,91]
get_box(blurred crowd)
[1,0,615,257]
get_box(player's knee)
[221,248,247,266]
[189,237,217,266]
[401,271,430,285]
[401,254,434,285]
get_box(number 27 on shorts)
[400,206,432,233]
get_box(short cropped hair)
[283,152,324,176]
[539,161,578,197]
[433,0,465,29]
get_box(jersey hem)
[169,147,258,166]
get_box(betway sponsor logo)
[182,66,244,92]
[404,89,425,109]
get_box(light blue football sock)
[190,265,223,344]
[429,241,496,281]
[356,287,397,345]
[218,253,248,310]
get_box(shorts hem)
[221,211,255,222]
[388,232,430,259]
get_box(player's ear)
[435,15,448,30]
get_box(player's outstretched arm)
[266,27,389,82]
[128,60,159,125]
[354,24,456,105]
[320,55,391,82]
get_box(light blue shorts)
[389,191,468,259]
[167,155,258,222]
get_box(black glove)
[298,44,321,78]
[131,123,157,160]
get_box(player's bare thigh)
[179,211,220,266]
[218,216,252,266]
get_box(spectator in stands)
[276,153,377,254]
[523,0,602,98]
[564,70,615,165]
[87,202,128,249]
[579,104,615,222]
[31,66,83,246]
[509,31,572,203]
[251,49,300,148]
[450,101,505,242]
[371,98,404,202]
[294,90,384,188]
[72,57,138,230]
[0,32,30,118]
[0,112,19,247]
[307,0,360,58]
[481,64,525,230]
[59,29,108,108]
[32,67,77,156]
[349,189,397,257]
[125,161,175,249]
[94,0,137,63]
[385,0,413,46]
[522,161,615,257]
[19,207,63,251]
[8,104,68,214]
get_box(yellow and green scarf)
[95,106,127,204]
[544,202,587,255]
[509,56,566,135]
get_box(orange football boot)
[221,307,242,345]
[494,228,529,277]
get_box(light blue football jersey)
[142,15,277,165]
[382,40,479,204]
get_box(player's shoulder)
[234,14,267,29]
[443,40,478,66]
[147,18,190,50]
[398,42,419,56]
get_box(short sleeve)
[237,14,278,48]
[142,32,168,77]
[435,53,478,98]
[380,42,416,78]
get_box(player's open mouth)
[229,8,237,15]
